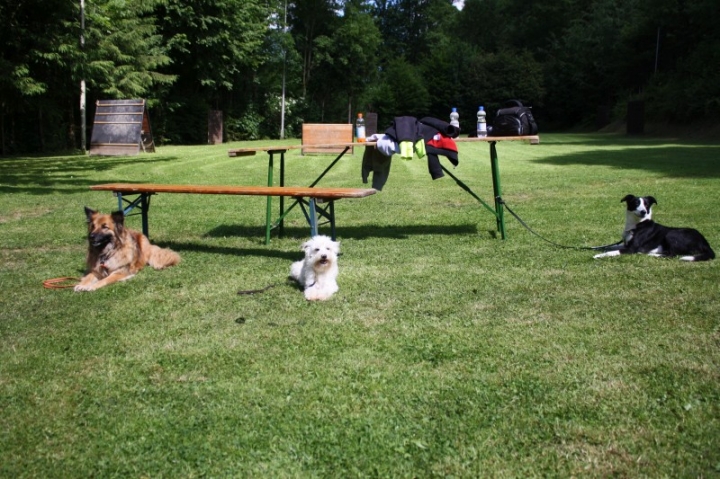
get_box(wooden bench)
[90,183,377,243]
[301,123,353,155]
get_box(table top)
[227,135,539,156]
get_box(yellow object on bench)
[90,183,376,242]
[301,123,353,155]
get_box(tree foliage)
[84,0,174,99]
[1,0,718,153]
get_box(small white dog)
[290,235,340,301]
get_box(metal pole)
[80,0,86,152]
[489,141,506,239]
[279,0,287,139]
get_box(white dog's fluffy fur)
[290,235,340,301]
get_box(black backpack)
[490,100,538,136]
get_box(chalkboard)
[89,99,155,155]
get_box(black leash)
[498,197,623,251]
[237,278,302,296]
[237,284,278,295]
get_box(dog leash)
[237,278,310,296]
[43,277,80,289]
[237,284,279,295]
[498,198,623,251]
[237,279,299,295]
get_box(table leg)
[274,146,352,234]
[265,152,274,245]
[279,151,285,238]
[308,146,350,187]
[489,141,506,239]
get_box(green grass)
[1,133,719,478]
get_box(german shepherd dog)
[74,207,180,292]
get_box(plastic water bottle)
[450,107,460,129]
[356,113,366,142]
[476,106,487,137]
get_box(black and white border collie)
[593,194,715,262]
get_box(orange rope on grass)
[43,277,80,289]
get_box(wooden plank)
[89,144,140,155]
[228,141,373,157]
[226,135,540,157]
[301,124,353,154]
[97,102,145,107]
[90,183,377,200]
[455,135,540,144]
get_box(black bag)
[490,100,538,136]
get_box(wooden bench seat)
[90,183,377,242]
[91,183,376,199]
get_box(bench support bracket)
[115,191,154,237]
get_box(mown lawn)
[1,133,718,477]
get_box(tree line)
[1,0,717,154]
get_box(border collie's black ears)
[645,196,657,207]
[84,206,97,222]
[620,194,636,204]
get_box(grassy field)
[1,133,719,478]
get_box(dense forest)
[1,0,718,154]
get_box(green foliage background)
[1,0,719,153]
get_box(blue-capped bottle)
[476,106,487,137]
[450,107,460,129]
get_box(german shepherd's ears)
[84,206,97,222]
[111,210,126,229]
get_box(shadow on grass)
[157,224,482,258]
[0,153,180,195]
[536,144,720,178]
[163,241,299,260]
[538,133,720,147]
[206,223,479,241]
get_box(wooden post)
[208,110,223,144]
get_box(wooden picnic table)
[228,135,539,240]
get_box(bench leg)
[308,198,318,237]
[276,146,351,229]
[297,198,336,240]
[141,194,150,237]
[115,192,152,238]
[329,201,336,240]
